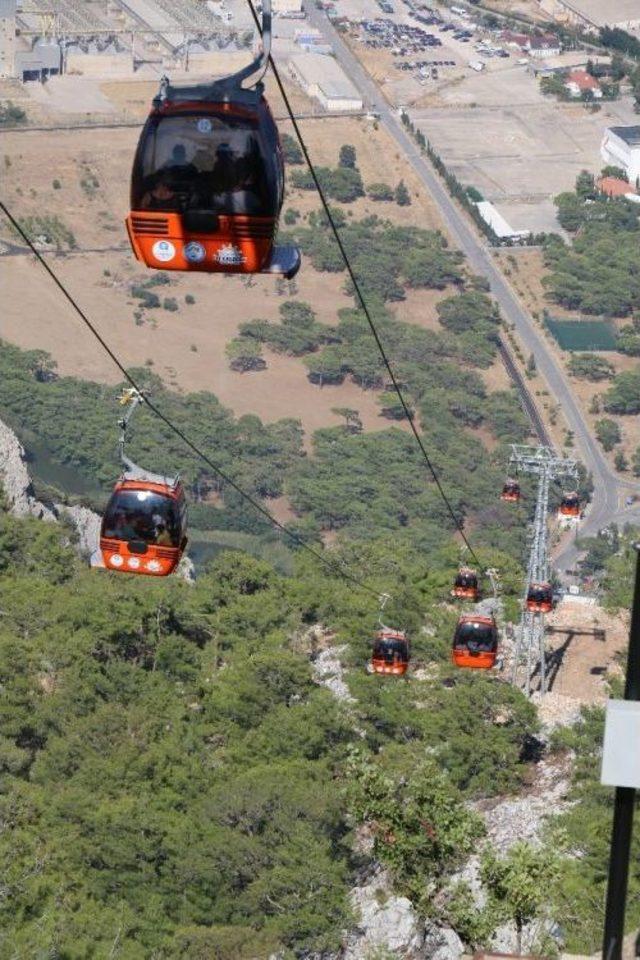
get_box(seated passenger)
[163,143,198,181]
[154,522,173,547]
[141,179,179,211]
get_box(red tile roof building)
[597,176,636,197]
[565,69,602,95]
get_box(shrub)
[367,182,394,202]
[163,297,179,312]
[185,294,196,305]
[0,101,26,125]
[52,179,61,190]
[338,144,357,169]
[290,169,315,191]
[595,418,621,450]
[131,287,161,309]
[465,185,484,202]
[226,337,267,372]
[395,180,411,206]
[567,354,615,381]
[378,391,413,420]
[603,370,640,414]
[281,132,304,165]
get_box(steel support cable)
[245,0,481,569]
[0,200,381,601]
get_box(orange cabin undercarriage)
[451,648,496,670]
[126,210,276,274]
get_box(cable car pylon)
[508,445,579,696]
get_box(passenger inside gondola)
[133,115,273,219]
[453,619,496,653]
[373,636,408,665]
[103,490,181,547]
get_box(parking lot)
[347,0,510,94]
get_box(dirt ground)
[545,598,628,704]
[0,92,460,446]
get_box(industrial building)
[15,39,62,80]
[539,0,640,32]
[475,201,531,242]
[273,0,304,15]
[601,126,640,186]
[0,0,239,80]
[289,53,363,111]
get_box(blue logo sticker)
[184,241,206,263]
[197,118,212,133]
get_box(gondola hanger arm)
[155,0,271,105]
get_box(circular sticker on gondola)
[215,243,246,266]
[152,240,176,262]
[183,241,206,263]
[197,118,212,133]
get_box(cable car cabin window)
[102,490,182,548]
[455,572,477,588]
[528,585,552,604]
[373,639,408,663]
[132,113,278,220]
[454,622,496,653]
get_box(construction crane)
[509,444,579,696]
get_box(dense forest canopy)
[0,136,631,957]
[544,177,640,318]
[0,506,546,957]
[0,329,536,560]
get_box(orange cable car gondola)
[371,628,410,676]
[126,0,300,279]
[452,614,498,670]
[92,390,187,577]
[500,477,521,503]
[559,491,580,519]
[451,567,479,602]
[526,581,554,614]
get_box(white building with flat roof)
[274,0,303,14]
[289,53,363,111]
[601,126,640,185]
[475,201,531,241]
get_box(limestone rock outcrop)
[0,420,56,521]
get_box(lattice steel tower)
[509,445,579,695]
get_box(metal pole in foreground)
[602,546,640,960]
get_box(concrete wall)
[66,53,133,76]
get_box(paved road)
[303,6,640,568]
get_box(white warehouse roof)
[475,201,530,240]
[289,53,362,102]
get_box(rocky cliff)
[1,418,101,558]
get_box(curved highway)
[302,5,640,569]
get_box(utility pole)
[601,545,640,960]
[509,445,579,695]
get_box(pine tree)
[395,180,411,206]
